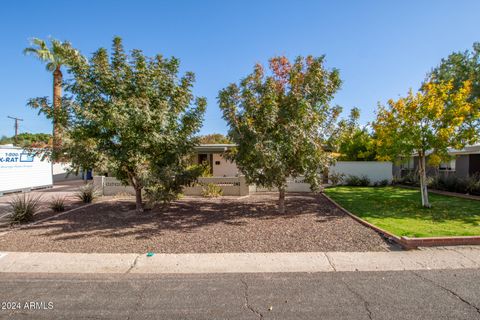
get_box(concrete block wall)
[329,161,393,184]
[93,176,249,197]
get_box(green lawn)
[324,186,480,238]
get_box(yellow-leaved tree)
[374,80,479,207]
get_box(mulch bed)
[0,193,393,253]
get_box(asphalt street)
[0,269,479,319]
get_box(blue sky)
[1,0,479,137]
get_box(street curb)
[0,249,478,274]
[322,192,480,249]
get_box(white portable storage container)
[0,145,52,195]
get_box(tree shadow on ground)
[24,193,344,241]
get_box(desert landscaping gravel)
[0,193,393,253]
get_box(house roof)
[448,144,480,155]
[194,144,237,153]
[412,144,480,157]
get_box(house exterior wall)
[469,154,480,176]
[455,155,470,178]
[394,153,480,179]
[212,153,239,177]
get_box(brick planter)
[322,192,480,250]
[399,236,480,249]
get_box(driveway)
[0,180,85,219]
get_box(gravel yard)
[0,193,393,253]
[0,181,86,233]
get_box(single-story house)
[395,144,480,178]
[194,144,239,177]
[95,143,395,196]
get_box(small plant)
[345,175,371,186]
[395,171,418,186]
[373,179,390,187]
[329,172,345,186]
[201,183,223,198]
[466,174,480,195]
[8,194,42,223]
[49,196,66,212]
[76,183,99,203]
[427,173,480,195]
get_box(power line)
[7,116,24,145]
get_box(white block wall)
[94,176,249,196]
[329,161,393,183]
[0,147,52,194]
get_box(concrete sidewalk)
[0,246,479,274]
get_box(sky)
[0,0,479,137]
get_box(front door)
[198,153,213,174]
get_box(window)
[439,158,456,171]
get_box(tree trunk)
[278,187,286,214]
[52,67,63,162]
[135,187,143,213]
[418,154,431,208]
[128,173,144,213]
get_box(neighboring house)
[395,144,480,179]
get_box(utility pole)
[7,116,23,145]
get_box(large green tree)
[428,42,480,135]
[198,133,231,144]
[24,38,83,160]
[0,133,51,148]
[219,56,342,213]
[429,42,480,99]
[374,81,478,207]
[336,108,377,161]
[63,37,206,211]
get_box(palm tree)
[23,38,80,160]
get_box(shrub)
[144,186,181,207]
[144,165,204,206]
[8,194,42,223]
[441,175,466,193]
[394,171,419,186]
[76,183,99,203]
[329,172,345,186]
[201,183,223,198]
[345,175,371,186]
[49,196,66,212]
[427,174,480,194]
[373,179,390,187]
[466,174,480,195]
